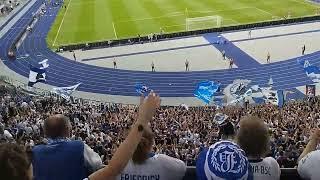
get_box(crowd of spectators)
[0,0,20,16]
[0,81,319,168]
[2,80,320,179]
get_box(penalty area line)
[52,0,72,47]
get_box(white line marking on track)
[52,0,72,47]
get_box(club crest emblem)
[206,141,248,179]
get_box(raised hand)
[138,91,161,125]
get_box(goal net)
[186,15,223,31]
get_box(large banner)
[306,85,316,97]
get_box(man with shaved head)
[32,114,102,180]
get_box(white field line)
[163,24,186,28]
[224,18,241,25]
[163,17,239,25]
[52,0,72,47]
[116,7,253,24]
[112,22,118,39]
[117,13,185,23]
[254,7,274,17]
[188,7,254,15]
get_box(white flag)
[52,83,81,101]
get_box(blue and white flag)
[28,66,46,87]
[223,79,251,100]
[135,83,151,95]
[214,113,228,125]
[227,92,251,106]
[38,59,49,69]
[256,88,285,107]
[52,83,81,101]
[265,89,284,107]
[225,81,253,106]
[303,60,320,82]
[194,81,220,104]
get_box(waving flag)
[213,113,229,125]
[38,59,49,69]
[301,60,320,82]
[52,83,81,101]
[28,66,46,87]
[135,83,151,95]
[224,79,253,106]
[303,61,320,82]
[227,88,253,106]
[194,81,220,104]
[253,87,285,107]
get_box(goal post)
[186,15,223,31]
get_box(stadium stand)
[0,0,24,19]
[1,1,320,179]
[0,79,318,179]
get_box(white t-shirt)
[249,157,281,180]
[298,150,320,180]
[116,154,186,180]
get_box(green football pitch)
[46,0,319,48]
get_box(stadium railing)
[183,167,303,180]
[59,15,320,52]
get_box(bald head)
[44,114,71,139]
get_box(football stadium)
[1,0,320,179]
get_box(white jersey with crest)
[298,150,320,180]
[116,154,186,180]
[249,157,281,180]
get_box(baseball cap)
[196,140,250,180]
